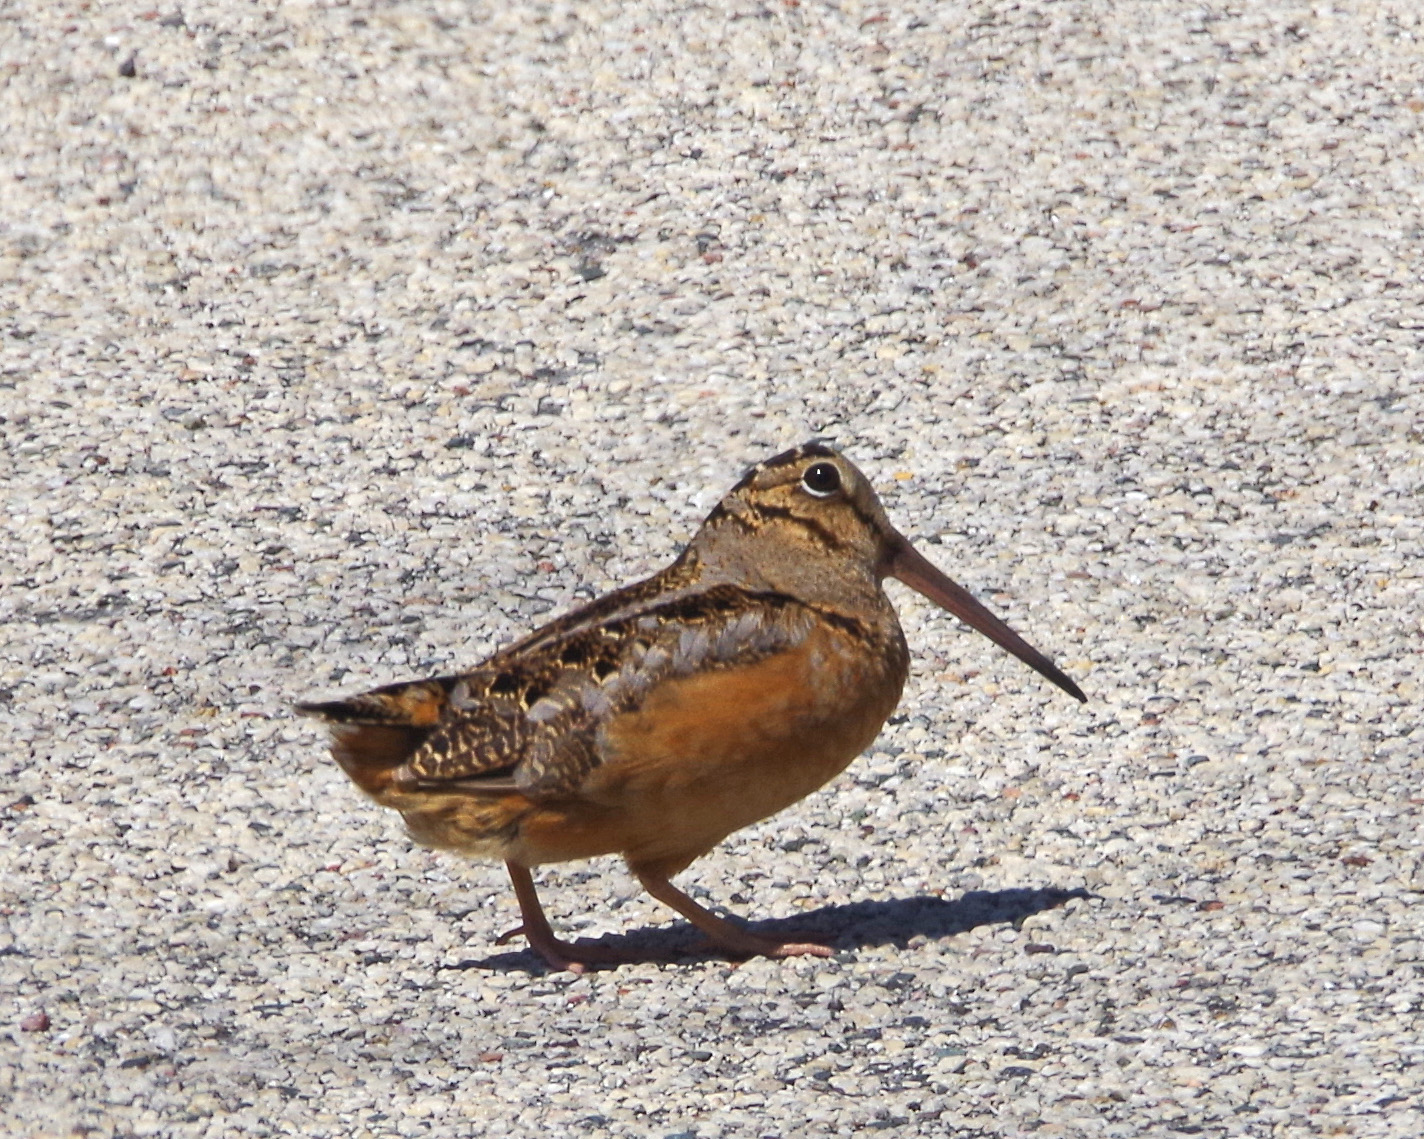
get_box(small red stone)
[20,1011,49,1032]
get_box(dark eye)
[801,461,841,496]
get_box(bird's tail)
[295,677,458,800]
[297,676,530,858]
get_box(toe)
[766,940,834,959]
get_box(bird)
[297,443,1085,972]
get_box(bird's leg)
[633,870,833,960]
[501,861,639,973]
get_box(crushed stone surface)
[2,1,1421,1136]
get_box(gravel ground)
[4,1,1423,1136]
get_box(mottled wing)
[297,568,689,794]
[400,586,820,799]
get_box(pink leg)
[502,862,641,973]
[634,870,833,960]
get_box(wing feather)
[303,586,830,802]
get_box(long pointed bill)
[886,536,1086,703]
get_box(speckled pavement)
[3,1,1422,1136]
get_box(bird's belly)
[515,626,907,871]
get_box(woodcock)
[299,444,1085,972]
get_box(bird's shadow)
[449,885,1094,974]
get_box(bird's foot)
[496,923,644,973]
[756,937,835,960]
[692,930,834,961]
[633,870,835,963]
